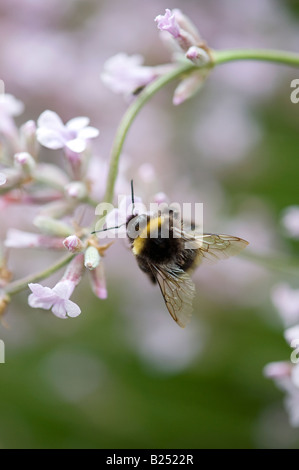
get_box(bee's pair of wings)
[152,233,249,328]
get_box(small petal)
[285,325,299,346]
[153,192,169,205]
[90,262,107,299]
[77,126,100,139]
[36,128,65,149]
[37,110,65,131]
[155,9,180,38]
[66,138,86,153]
[53,280,75,300]
[101,53,157,97]
[138,163,156,184]
[271,283,299,327]
[51,301,68,319]
[0,94,24,116]
[28,293,54,310]
[5,229,39,248]
[173,72,205,105]
[0,173,7,186]
[282,206,299,238]
[263,361,292,379]
[66,116,90,131]
[64,299,81,317]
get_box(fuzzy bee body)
[126,211,248,328]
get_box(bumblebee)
[126,207,248,328]
[95,181,249,328]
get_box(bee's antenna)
[91,223,126,235]
[131,179,135,216]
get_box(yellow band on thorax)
[132,216,163,255]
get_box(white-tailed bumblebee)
[96,181,249,328]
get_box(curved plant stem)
[103,61,196,204]
[104,48,299,205]
[5,253,75,296]
[213,48,299,67]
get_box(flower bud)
[63,235,84,253]
[62,253,84,285]
[173,71,205,106]
[65,181,87,200]
[263,361,292,379]
[19,120,39,158]
[84,246,101,270]
[0,168,21,189]
[33,163,69,189]
[186,46,210,66]
[33,216,73,237]
[90,262,107,299]
[14,152,36,174]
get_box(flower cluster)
[0,94,111,318]
[264,283,299,427]
[101,8,212,105]
[0,90,160,319]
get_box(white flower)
[271,283,299,327]
[101,53,157,98]
[0,93,24,117]
[36,110,99,153]
[28,280,81,319]
[0,173,7,186]
[282,206,299,238]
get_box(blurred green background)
[0,0,299,449]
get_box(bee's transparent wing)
[152,264,195,328]
[188,233,249,265]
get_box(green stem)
[104,48,299,204]
[5,253,75,296]
[213,48,299,67]
[103,61,196,204]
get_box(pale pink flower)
[102,194,143,236]
[282,206,299,238]
[90,262,107,299]
[28,280,81,319]
[264,362,299,427]
[264,361,292,380]
[284,325,299,347]
[173,72,206,106]
[271,283,299,327]
[0,93,24,139]
[101,53,158,98]
[28,254,84,318]
[155,9,180,38]
[0,93,24,118]
[5,228,64,249]
[0,173,7,186]
[155,9,202,53]
[36,110,99,154]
